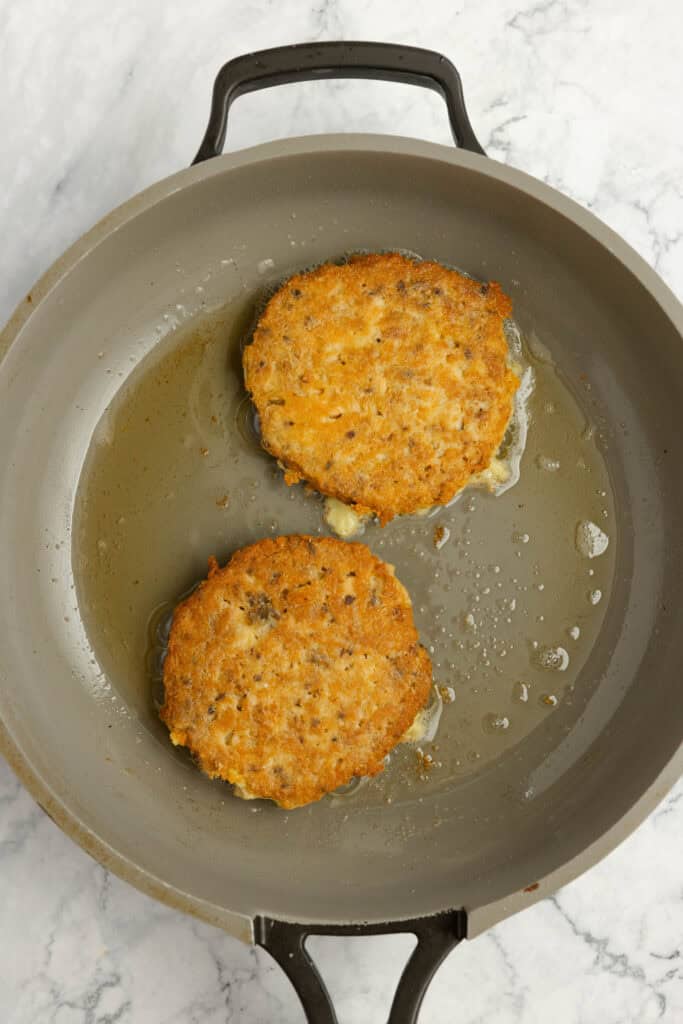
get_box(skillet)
[0,42,682,1023]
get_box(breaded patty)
[160,535,432,809]
[243,252,519,524]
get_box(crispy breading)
[243,253,519,523]
[160,536,432,809]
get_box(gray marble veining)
[1,1,682,1021]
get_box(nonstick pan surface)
[1,41,682,1023]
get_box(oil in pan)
[73,289,616,811]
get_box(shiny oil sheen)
[73,296,616,809]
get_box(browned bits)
[415,746,440,781]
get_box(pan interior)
[1,141,681,929]
[73,294,617,808]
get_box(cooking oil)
[73,296,617,810]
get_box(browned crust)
[243,253,519,523]
[160,535,432,809]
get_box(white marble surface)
[1,1,682,1021]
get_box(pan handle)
[192,41,485,164]
[255,909,467,1023]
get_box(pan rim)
[3,132,682,361]
[1,132,682,940]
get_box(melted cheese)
[324,497,365,538]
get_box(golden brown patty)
[160,535,432,809]
[243,253,519,523]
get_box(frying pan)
[1,41,682,1023]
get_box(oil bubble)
[535,645,569,671]
[536,455,561,472]
[483,713,511,733]
[575,520,609,559]
[512,681,530,703]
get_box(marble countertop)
[1,1,682,1021]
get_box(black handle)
[193,41,485,164]
[255,909,467,1024]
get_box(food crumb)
[438,685,456,704]
[433,525,451,550]
[216,494,230,509]
[200,447,209,457]
[415,747,440,780]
